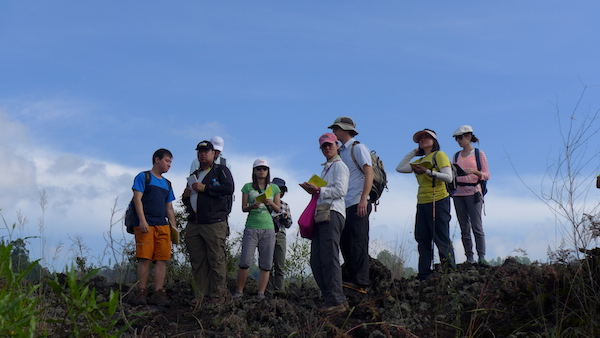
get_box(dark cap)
[195,140,214,151]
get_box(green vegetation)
[0,241,40,338]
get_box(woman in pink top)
[451,125,490,265]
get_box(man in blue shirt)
[131,148,176,306]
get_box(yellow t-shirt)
[411,151,451,204]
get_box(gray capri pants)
[238,228,276,271]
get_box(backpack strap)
[144,171,151,190]
[144,170,172,194]
[474,148,481,171]
[350,141,364,174]
[431,151,440,188]
[454,151,460,163]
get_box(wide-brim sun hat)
[452,125,474,137]
[328,116,359,134]
[210,136,225,152]
[253,158,270,168]
[412,129,437,143]
[272,177,287,192]
[319,132,338,146]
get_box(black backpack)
[124,171,172,234]
[431,151,457,194]
[350,141,388,208]
[453,148,488,195]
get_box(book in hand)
[255,193,266,203]
[410,160,433,170]
[254,184,274,204]
[170,224,180,245]
[453,163,468,176]
[307,174,327,187]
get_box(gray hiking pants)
[453,194,485,259]
[311,210,347,307]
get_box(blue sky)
[1,1,600,269]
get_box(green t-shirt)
[411,151,451,204]
[241,182,281,229]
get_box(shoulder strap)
[431,151,439,171]
[350,141,364,174]
[431,151,439,187]
[145,170,172,192]
[474,148,481,171]
[454,151,460,163]
[144,171,151,189]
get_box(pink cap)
[319,133,338,146]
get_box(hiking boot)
[256,292,266,300]
[131,288,147,305]
[342,281,367,294]
[466,256,476,264]
[232,290,243,299]
[478,257,490,266]
[148,289,171,307]
[319,303,347,314]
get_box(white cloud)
[0,109,587,271]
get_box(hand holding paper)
[308,174,327,187]
[187,175,198,212]
[255,193,266,203]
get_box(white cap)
[452,125,474,137]
[253,158,270,168]
[210,136,224,152]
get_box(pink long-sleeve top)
[452,148,490,197]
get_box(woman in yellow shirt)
[396,129,456,281]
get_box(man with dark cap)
[267,177,293,295]
[182,140,235,304]
[328,116,374,294]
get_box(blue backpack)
[453,148,488,196]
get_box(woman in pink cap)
[300,132,349,314]
[233,159,281,300]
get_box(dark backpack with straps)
[350,141,388,207]
[453,148,488,195]
[431,151,458,194]
[124,171,172,234]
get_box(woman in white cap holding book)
[233,159,281,300]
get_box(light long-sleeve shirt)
[318,155,349,217]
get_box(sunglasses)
[455,133,469,141]
[254,166,269,171]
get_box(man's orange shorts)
[134,224,171,261]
